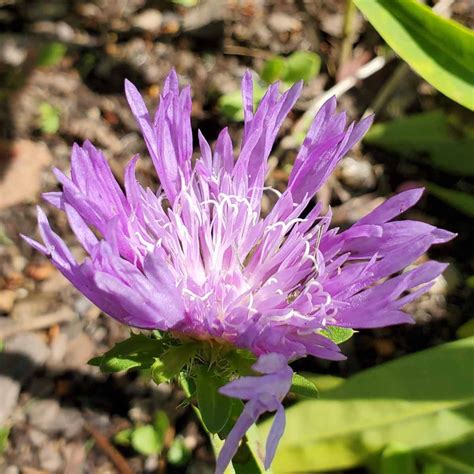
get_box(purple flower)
[217,353,292,472]
[23,70,454,472]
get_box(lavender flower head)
[24,70,454,472]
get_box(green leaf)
[171,0,198,6]
[218,84,266,122]
[210,424,266,473]
[114,428,132,447]
[228,350,257,376]
[151,343,198,383]
[153,411,170,444]
[353,0,474,109]
[131,425,163,456]
[427,183,474,218]
[283,51,321,85]
[364,111,474,176]
[261,56,287,84]
[37,42,67,67]
[290,373,319,399]
[38,103,60,134]
[423,437,474,474]
[457,320,474,339]
[167,435,191,466]
[302,374,345,393]
[94,333,165,373]
[422,462,444,474]
[260,337,474,472]
[380,443,417,474]
[196,368,232,434]
[0,427,9,454]
[320,325,355,344]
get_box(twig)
[0,308,75,339]
[338,0,358,73]
[223,44,273,60]
[278,55,388,153]
[365,62,411,116]
[84,424,134,474]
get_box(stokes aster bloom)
[23,70,454,472]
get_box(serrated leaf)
[98,333,165,373]
[131,425,162,456]
[151,343,198,383]
[290,373,319,399]
[196,368,232,434]
[353,0,474,109]
[320,325,355,344]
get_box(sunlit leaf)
[283,51,321,85]
[354,0,474,109]
[320,326,355,345]
[131,425,163,456]
[261,338,474,472]
[290,373,319,399]
[364,111,474,176]
[89,333,165,373]
[38,103,60,134]
[261,56,286,84]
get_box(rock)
[0,333,49,424]
[39,443,64,472]
[28,399,83,438]
[39,270,70,293]
[268,12,302,34]
[49,332,69,365]
[0,140,53,209]
[63,333,95,369]
[4,467,20,474]
[339,157,376,190]
[63,442,86,474]
[0,290,16,313]
[10,293,55,321]
[25,261,56,281]
[29,427,49,447]
[4,332,50,379]
[132,9,162,33]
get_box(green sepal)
[320,325,355,345]
[195,367,233,434]
[151,343,198,384]
[88,333,166,373]
[290,373,320,399]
